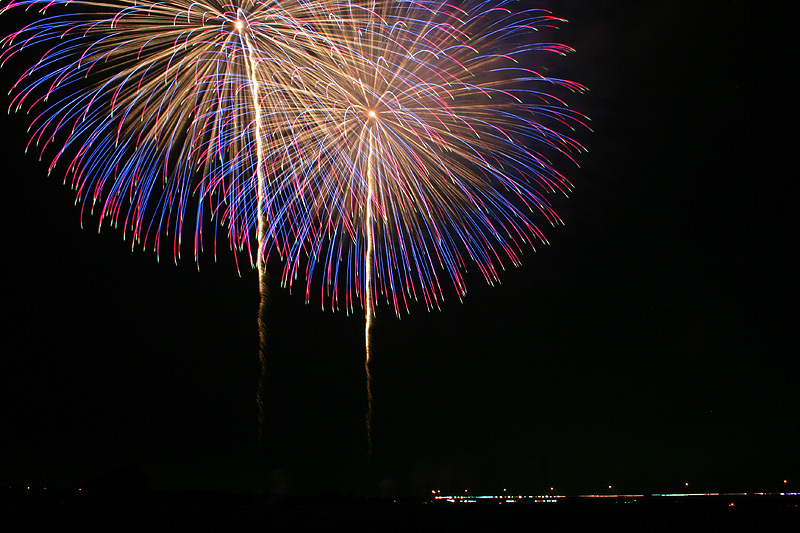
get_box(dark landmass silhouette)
[3,485,798,531]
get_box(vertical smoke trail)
[237,12,269,446]
[364,129,376,457]
[256,247,269,446]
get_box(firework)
[254,0,589,315]
[1,0,339,265]
[0,0,342,442]
[247,0,589,444]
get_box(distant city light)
[431,492,798,505]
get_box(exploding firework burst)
[1,0,343,266]
[253,0,589,316]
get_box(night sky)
[1,1,796,497]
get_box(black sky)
[1,1,796,496]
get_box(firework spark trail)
[235,9,270,447]
[364,126,375,457]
